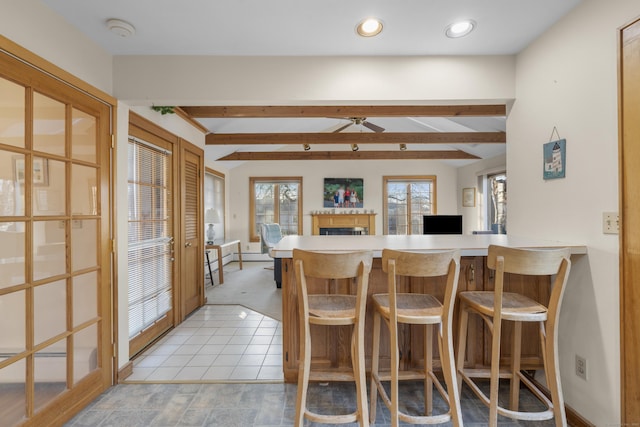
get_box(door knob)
[185,242,192,247]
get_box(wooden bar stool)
[369,249,463,426]
[456,245,571,427]
[293,249,373,426]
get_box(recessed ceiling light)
[351,144,359,152]
[303,144,311,151]
[399,144,407,151]
[356,18,383,37]
[445,20,476,38]
[106,18,136,38]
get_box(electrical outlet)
[575,354,587,380]
[603,212,619,234]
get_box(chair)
[260,223,283,288]
[293,249,373,427]
[455,245,571,427]
[370,249,463,427]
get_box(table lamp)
[205,208,220,244]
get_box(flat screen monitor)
[423,215,463,235]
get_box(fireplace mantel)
[311,213,376,235]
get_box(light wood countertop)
[271,234,587,258]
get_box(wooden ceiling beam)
[206,131,505,145]
[182,104,506,118]
[217,150,480,161]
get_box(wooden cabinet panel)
[282,256,496,382]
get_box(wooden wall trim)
[0,35,116,106]
[117,361,134,383]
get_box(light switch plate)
[603,212,619,234]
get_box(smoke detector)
[106,19,135,38]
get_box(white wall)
[0,0,113,94]
[228,159,460,253]
[508,1,640,424]
[113,55,516,105]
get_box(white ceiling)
[40,0,582,57]
[39,0,583,167]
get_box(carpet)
[205,261,282,321]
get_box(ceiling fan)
[333,117,385,133]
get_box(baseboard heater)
[0,348,97,382]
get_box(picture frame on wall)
[543,138,566,180]
[323,178,363,208]
[14,156,49,186]
[462,187,476,207]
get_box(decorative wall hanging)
[543,127,566,180]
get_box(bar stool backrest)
[293,249,373,280]
[487,245,571,276]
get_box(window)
[384,176,437,235]
[204,168,225,242]
[487,172,507,233]
[250,177,302,241]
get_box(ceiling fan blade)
[333,122,353,133]
[363,120,385,133]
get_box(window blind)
[127,138,173,338]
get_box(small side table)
[205,240,243,285]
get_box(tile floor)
[126,305,283,382]
[64,378,556,426]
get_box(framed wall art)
[462,187,476,207]
[323,178,363,208]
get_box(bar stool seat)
[293,249,373,426]
[456,244,572,427]
[370,249,463,427]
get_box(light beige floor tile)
[257,366,284,380]
[187,355,216,367]
[146,366,182,381]
[201,366,234,380]
[173,366,208,381]
[184,335,211,345]
[228,335,253,345]
[135,355,169,368]
[220,344,247,355]
[213,354,240,366]
[173,344,203,355]
[126,367,155,381]
[230,365,260,380]
[249,335,272,345]
[197,344,226,355]
[244,344,270,355]
[238,354,265,366]
[254,327,277,336]
[163,355,193,367]
[206,335,231,345]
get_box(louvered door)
[180,142,204,319]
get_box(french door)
[127,135,175,357]
[0,47,113,426]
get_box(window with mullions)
[488,172,507,234]
[249,177,302,242]
[384,176,437,235]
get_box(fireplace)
[319,227,367,236]
[311,213,376,235]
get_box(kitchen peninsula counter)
[273,234,586,382]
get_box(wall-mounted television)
[423,215,463,235]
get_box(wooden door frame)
[618,17,640,424]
